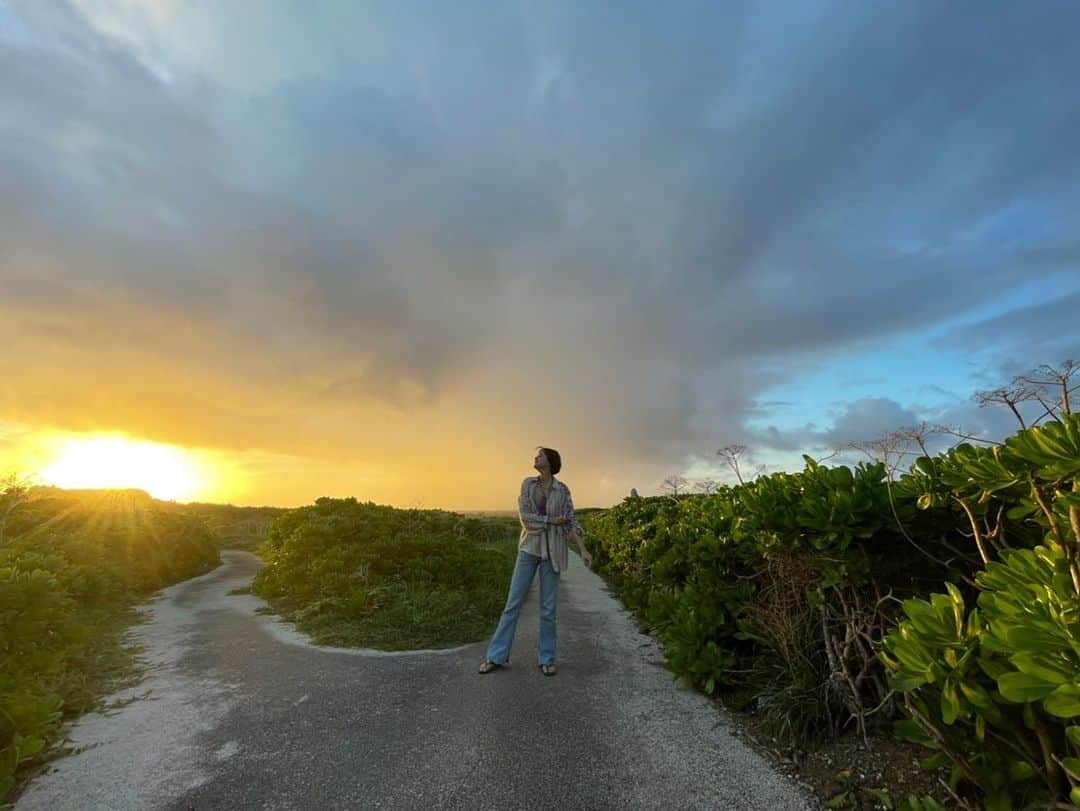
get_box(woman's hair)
[537,446,562,475]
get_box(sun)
[38,434,209,501]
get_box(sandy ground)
[16,550,817,810]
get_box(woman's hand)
[549,515,569,525]
[568,528,593,568]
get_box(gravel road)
[16,549,816,810]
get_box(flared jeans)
[485,549,560,666]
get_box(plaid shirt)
[516,475,584,573]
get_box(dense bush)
[882,415,1080,808]
[587,458,964,743]
[252,497,521,650]
[585,414,1080,807]
[0,488,219,802]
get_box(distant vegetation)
[0,484,219,802]
[251,498,523,650]
[175,501,287,551]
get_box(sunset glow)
[38,435,213,502]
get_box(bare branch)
[659,474,690,498]
[716,444,748,485]
[692,478,721,495]
[848,429,912,479]
[1015,359,1077,417]
[933,424,1005,447]
[813,449,841,465]
[887,421,948,459]
[848,431,951,566]
[973,385,1038,428]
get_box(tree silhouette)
[659,474,689,498]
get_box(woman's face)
[533,450,550,474]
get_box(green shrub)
[882,415,1080,808]
[0,489,219,802]
[585,458,949,746]
[251,498,521,650]
[585,425,1071,757]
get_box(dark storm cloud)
[2,0,1079,496]
[937,292,1080,363]
[662,4,1080,361]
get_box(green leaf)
[1061,757,1080,780]
[15,735,44,760]
[979,656,1012,681]
[826,790,854,809]
[894,720,937,748]
[860,787,893,809]
[997,671,1059,703]
[1008,760,1036,781]
[1022,701,1037,730]
[1044,684,1080,718]
[1010,652,1074,684]
[948,764,963,791]
[940,682,961,724]
[920,752,948,770]
[958,681,993,709]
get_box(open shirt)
[517,475,585,574]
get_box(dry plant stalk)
[820,582,897,746]
[742,548,821,671]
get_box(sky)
[1,1,1079,510]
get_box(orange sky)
[1,420,634,511]
[0,267,689,509]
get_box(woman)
[478,446,593,677]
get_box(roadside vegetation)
[0,485,219,803]
[583,360,1080,810]
[251,498,522,650]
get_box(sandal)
[540,663,557,676]
[478,659,505,674]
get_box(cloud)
[747,397,920,453]
[937,291,1080,363]
[2,1,1079,506]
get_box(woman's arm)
[564,488,585,539]
[563,488,592,566]
[518,478,548,534]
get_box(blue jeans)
[485,550,560,666]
